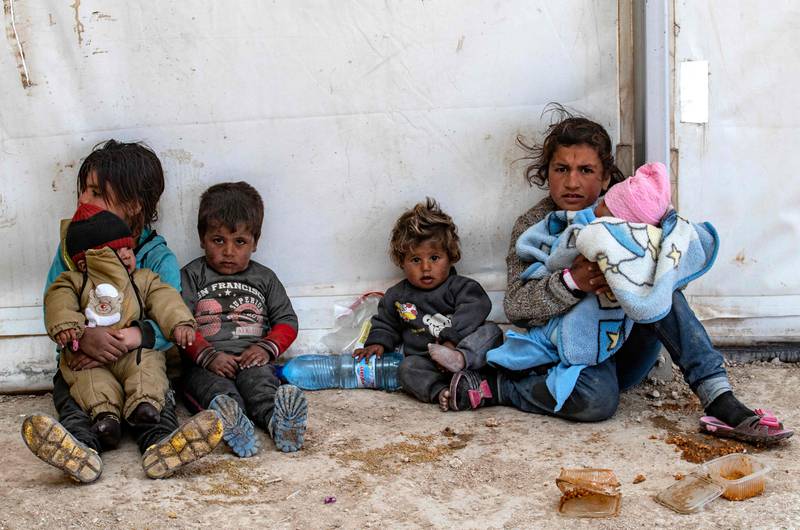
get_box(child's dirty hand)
[172,325,195,348]
[68,352,103,371]
[55,329,78,349]
[209,352,239,379]
[79,326,127,363]
[353,344,384,362]
[238,345,268,369]
[119,326,141,351]
[569,254,610,295]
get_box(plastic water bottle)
[276,351,402,391]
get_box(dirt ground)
[1,361,799,529]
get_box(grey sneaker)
[268,385,308,452]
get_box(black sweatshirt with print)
[365,268,492,356]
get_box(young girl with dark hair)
[22,140,223,483]
[447,108,792,445]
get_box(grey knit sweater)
[503,196,583,328]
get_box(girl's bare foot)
[438,388,451,412]
[428,344,466,372]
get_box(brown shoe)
[127,402,160,425]
[91,413,121,450]
[141,410,223,479]
[21,414,103,483]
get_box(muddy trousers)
[59,348,169,421]
[182,362,280,431]
[492,291,731,422]
[52,369,179,454]
[398,323,504,403]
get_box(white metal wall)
[675,1,800,344]
[0,1,620,391]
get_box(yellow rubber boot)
[21,414,103,484]
[141,409,223,479]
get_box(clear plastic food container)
[654,473,724,514]
[703,453,771,501]
[556,468,621,517]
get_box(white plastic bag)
[320,291,383,355]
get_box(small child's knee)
[397,355,420,385]
[559,387,619,422]
[583,402,618,422]
[570,396,619,422]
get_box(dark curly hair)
[389,198,460,267]
[77,139,165,237]
[198,181,264,244]
[517,104,624,189]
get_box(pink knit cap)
[603,162,671,225]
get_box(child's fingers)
[84,359,102,370]
[225,359,239,378]
[178,327,193,347]
[71,355,89,370]
[243,353,267,369]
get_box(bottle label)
[354,320,372,350]
[354,356,376,388]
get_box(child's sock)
[268,385,308,453]
[704,391,753,427]
[209,394,259,458]
[428,343,466,372]
[91,412,121,450]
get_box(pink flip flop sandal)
[699,409,793,445]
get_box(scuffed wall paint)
[0,1,621,392]
[0,194,16,229]
[70,0,83,45]
[3,0,31,88]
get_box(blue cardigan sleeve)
[139,238,181,352]
[44,244,68,299]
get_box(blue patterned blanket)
[488,206,718,410]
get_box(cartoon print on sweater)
[422,313,452,338]
[395,302,418,321]
[85,283,123,327]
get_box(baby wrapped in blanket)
[487,163,719,410]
